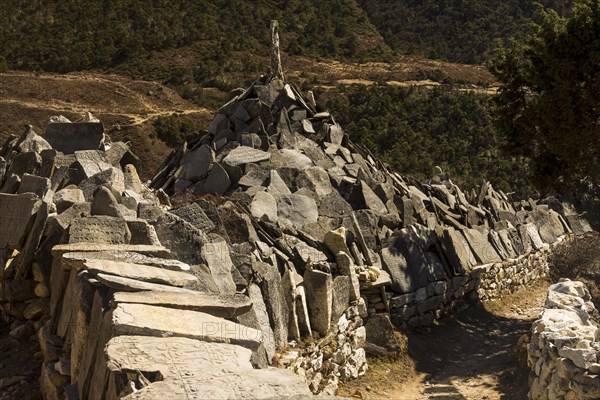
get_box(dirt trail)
[343,282,549,400]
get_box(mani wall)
[0,69,594,399]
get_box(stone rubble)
[528,280,600,399]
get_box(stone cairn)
[0,22,595,399]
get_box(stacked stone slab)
[0,67,595,398]
[150,71,592,334]
[528,280,600,399]
[0,116,318,399]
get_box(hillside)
[0,71,213,179]
[0,0,573,78]
[359,0,573,64]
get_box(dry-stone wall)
[0,65,595,399]
[528,280,600,399]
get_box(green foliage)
[489,0,600,195]
[0,0,389,78]
[323,84,532,193]
[153,115,199,147]
[359,0,573,64]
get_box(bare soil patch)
[340,282,549,400]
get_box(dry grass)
[549,232,600,308]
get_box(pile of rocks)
[528,280,600,399]
[0,116,316,398]
[151,65,592,337]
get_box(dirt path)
[342,282,549,400]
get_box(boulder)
[304,269,333,336]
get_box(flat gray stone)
[250,191,278,223]
[223,146,271,167]
[277,194,318,228]
[60,250,190,273]
[202,162,231,194]
[296,166,333,197]
[154,213,208,265]
[360,180,387,215]
[79,259,197,287]
[441,227,476,274]
[112,303,262,350]
[112,291,252,319]
[381,229,430,294]
[277,149,313,169]
[73,150,112,179]
[17,125,52,153]
[78,167,125,200]
[105,336,312,399]
[267,170,291,198]
[69,216,131,245]
[7,151,42,177]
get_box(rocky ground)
[0,322,42,400]
[340,281,549,399]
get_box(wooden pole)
[270,20,284,81]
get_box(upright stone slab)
[180,145,215,182]
[488,229,510,260]
[337,252,360,301]
[304,269,333,336]
[253,261,289,350]
[169,202,215,233]
[381,229,430,293]
[0,192,40,248]
[245,283,277,362]
[43,122,105,154]
[441,227,476,274]
[497,229,518,258]
[16,173,50,197]
[68,216,131,245]
[523,223,545,250]
[462,228,502,265]
[332,275,350,323]
[201,237,237,295]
